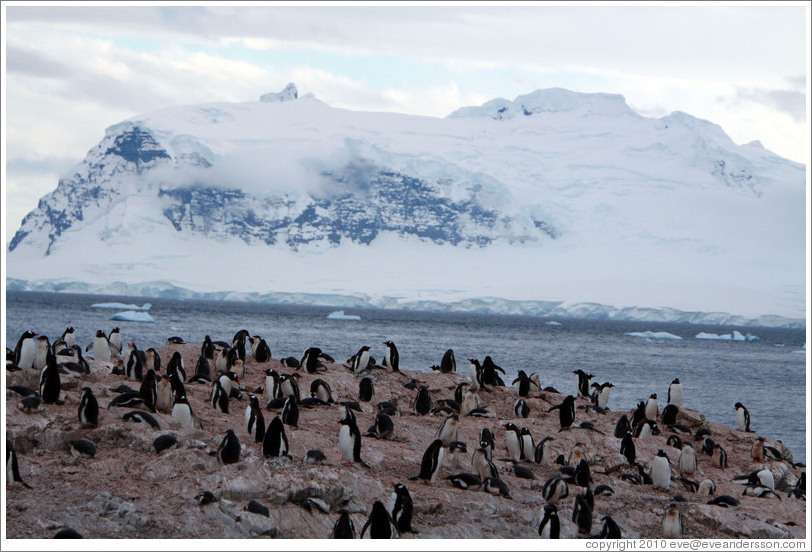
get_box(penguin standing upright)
[211,379,230,414]
[620,432,636,465]
[359,377,374,403]
[351,346,371,373]
[332,509,356,539]
[360,501,399,539]
[735,402,751,432]
[140,369,158,412]
[78,387,99,427]
[413,386,431,415]
[217,429,241,465]
[300,347,324,374]
[439,349,456,373]
[382,341,400,372]
[39,350,61,404]
[435,414,459,447]
[512,370,531,397]
[263,416,289,457]
[201,335,215,360]
[246,395,266,443]
[600,515,623,538]
[253,337,272,363]
[264,369,281,405]
[6,440,33,489]
[172,395,196,429]
[668,378,684,407]
[651,449,672,490]
[542,476,569,505]
[125,345,144,382]
[145,348,161,372]
[614,415,631,438]
[107,327,122,357]
[504,423,523,462]
[15,331,37,370]
[595,382,614,410]
[538,504,560,538]
[661,404,679,426]
[91,330,111,363]
[155,376,173,413]
[390,483,416,533]
[534,436,554,464]
[460,388,478,415]
[548,395,576,430]
[678,444,698,475]
[281,395,299,428]
[410,439,445,483]
[573,369,595,397]
[662,503,682,538]
[467,358,483,390]
[33,335,51,370]
[167,352,186,383]
[338,415,368,467]
[279,373,300,402]
[514,398,530,418]
[645,393,659,421]
[520,427,535,462]
[572,491,593,535]
[60,326,76,349]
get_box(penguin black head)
[672,378,680,384]
[95,330,105,338]
[656,449,669,459]
[650,393,658,399]
[734,402,744,409]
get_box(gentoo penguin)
[252,337,272,363]
[697,479,716,496]
[166,352,186,383]
[735,402,751,432]
[245,396,266,443]
[435,413,459,447]
[195,490,217,505]
[60,326,76,349]
[569,458,593,488]
[263,416,289,458]
[310,379,333,403]
[661,404,679,426]
[351,346,371,373]
[483,477,510,497]
[39,350,61,404]
[382,341,400,372]
[201,335,215,359]
[33,335,51,370]
[244,500,269,516]
[534,436,554,464]
[78,387,99,427]
[140,369,158,412]
[542,476,569,505]
[751,437,766,462]
[634,419,659,439]
[440,348,456,373]
[107,327,122,356]
[662,502,682,538]
[471,443,496,481]
[614,414,631,438]
[620,432,636,465]
[360,500,399,539]
[631,401,647,428]
[572,491,593,535]
[211,379,230,414]
[15,331,37,370]
[122,411,161,430]
[68,439,97,459]
[264,369,281,405]
[390,483,416,533]
[193,355,211,382]
[214,347,230,374]
[514,398,530,418]
[711,444,728,468]
[144,347,160,373]
[460,388,478,416]
[332,509,356,539]
[447,472,482,490]
[53,528,83,538]
[668,378,684,407]
[651,449,672,490]
[300,347,324,373]
[410,385,431,415]
[645,393,659,420]
[447,440,467,468]
[410,439,445,483]
[467,358,483,389]
[599,515,623,539]
[593,381,614,410]
[304,449,327,464]
[678,444,698,475]
[230,358,245,381]
[172,395,196,429]
[6,440,33,488]
[548,395,576,430]
[480,428,495,459]
[366,413,394,440]
[573,369,595,397]
[520,427,535,462]
[537,504,560,538]
[359,377,374,402]
[155,376,174,413]
[338,415,368,467]
[17,395,44,414]
[512,370,531,397]
[231,329,249,360]
[504,423,522,462]
[742,484,781,499]
[91,330,111,363]
[125,345,144,382]
[216,429,241,465]
[281,395,299,427]
[480,356,505,386]
[279,373,300,402]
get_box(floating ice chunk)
[695,331,758,342]
[625,331,682,340]
[110,311,155,322]
[326,310,361,320]
[545,321,562,326]
[93,302,152,311]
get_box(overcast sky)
[2,2,809,242]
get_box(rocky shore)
[5,338,807,540]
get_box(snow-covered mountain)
[7,84,807,327]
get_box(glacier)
[6,84,806,328]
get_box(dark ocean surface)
[4,290,807,460]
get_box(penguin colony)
[5,328,806,539]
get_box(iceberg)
[326,310,361,320]
[695,331,758,342]
[625,331,683,340]
[93,302,152,311]
[110,311,155,322]
[545,321,562,326]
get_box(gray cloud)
[735,87,806,122]
[6,45,73,78]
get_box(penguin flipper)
[408,475,420,481]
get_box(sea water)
[4,291,807,459]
